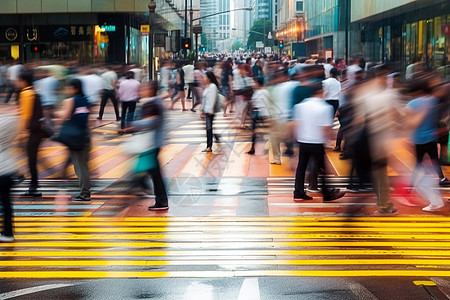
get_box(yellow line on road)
[0,270,449,278]
[0,249,449,257]
[2,241,450,248]
[12,233,450,240]
[12,216,450,222]
[1,259,450,267]
[11,221,450,228]
[12,226,450,233]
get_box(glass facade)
[304,0,338,38]
[352,1,450,78]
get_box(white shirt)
[34,76,60,106]
[273,81,300,123]
[322,78,341,100]
[7,64,24,81]
[182,64,194,84]
[101,71,118,90]
[294,97,334,144]
[323,63,333,78]
[80,74,104,104]
[118,79,140,102]
[130,68,143,82]
[251,89,271,117]
[346,64,362,86]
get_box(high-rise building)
[275,0,305,57]
[251,0,273,23]
[200,0,231,51]
[231,0,252,49]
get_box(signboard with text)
[24,25,94,43]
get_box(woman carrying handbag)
[55,79,91,201]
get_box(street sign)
[264,47,272,53]
[256,41,264,48]
[141,25,149,36]
[193,24,202,35]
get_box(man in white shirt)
[322,68,341,115]
[345,57,363,87]
[79,68,104,105]
[98,67,120,121]
[292,82,345,201]
[4,60,24,103]
[323,58,334,79]
[34,69,60,117]
[182,62,195,100]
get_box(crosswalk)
[10,113,450,181]
[1,216,450,278]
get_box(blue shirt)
[407,96,439,145]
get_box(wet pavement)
[1,101,450,299]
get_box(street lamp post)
[148,0,156,80]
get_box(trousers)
[0,174,13,237]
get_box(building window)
[296,1,303,12]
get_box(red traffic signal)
[182,38,191,50]
[31,44,40,53]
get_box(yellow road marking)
[11,221,450,228]
[413,280,437,286]
[0,270,450,278]
[222,142,252,177]
[11,226,450,233]
[12,233,450,240]
[269,156,294,177]
[176,144,213,177]
[2,241,450,248]
[0,249,450,257]
[159,144,188,166]
[1,259,450,267]
[12,216,450,222]
[326,150,351,176]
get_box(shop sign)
[0,26,19,43]
[24,25,94,42]
[442,25,450,36]
[141,25,149,36]
[101,25,116,32]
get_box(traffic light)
[182,37,191,50]
[279,40,284,48]
[31,44,40,53]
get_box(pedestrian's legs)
[187,83,193,99]
[0,174,13,237]
[109,91,120,121]
[127,101,137,124]
[372,160,392,210]
[4,84,16,103]
[426,142,445,179]
[98,89,108,119]
[148,149,168,206]
[121,102,128,129]
[70,145,91,199]
[294,143,311,196]
[26,132,43,190]
[206,114,214,149]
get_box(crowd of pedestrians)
[0,53,449,241]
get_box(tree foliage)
[231,41,245,52]
[247,18,273,50]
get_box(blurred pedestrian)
[120,81,169,211]
[34,69,60,119]
[200,71,221,153]
[4,59,24,103]
[98,66,120,121]
[118,71,140,129]
[247,77,270,155]
[170,61,188,111]
[17,70,45,197]
[323,67,341,116]
[291,82,345,201]
[222,58,234,117]
[56,79,91,201]
[0,114,19,242]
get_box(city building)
[275,0,305,57]
[251,0,273,24]
[231,0,252,50]
[350,0,450,77]
[0,0,183,65]
[303,0,348,60]
[200,0,232,51]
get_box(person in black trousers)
[0,114,19,242]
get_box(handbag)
[53,121,88,150]
[121,130,156,155]
[133,149,158,173]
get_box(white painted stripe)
[0,284,74,300]
[347,283,378,300]
[237,278,260,300]
[183,282,214,300]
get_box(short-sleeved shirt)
[407,96,439,145]
[294,97,334,144]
